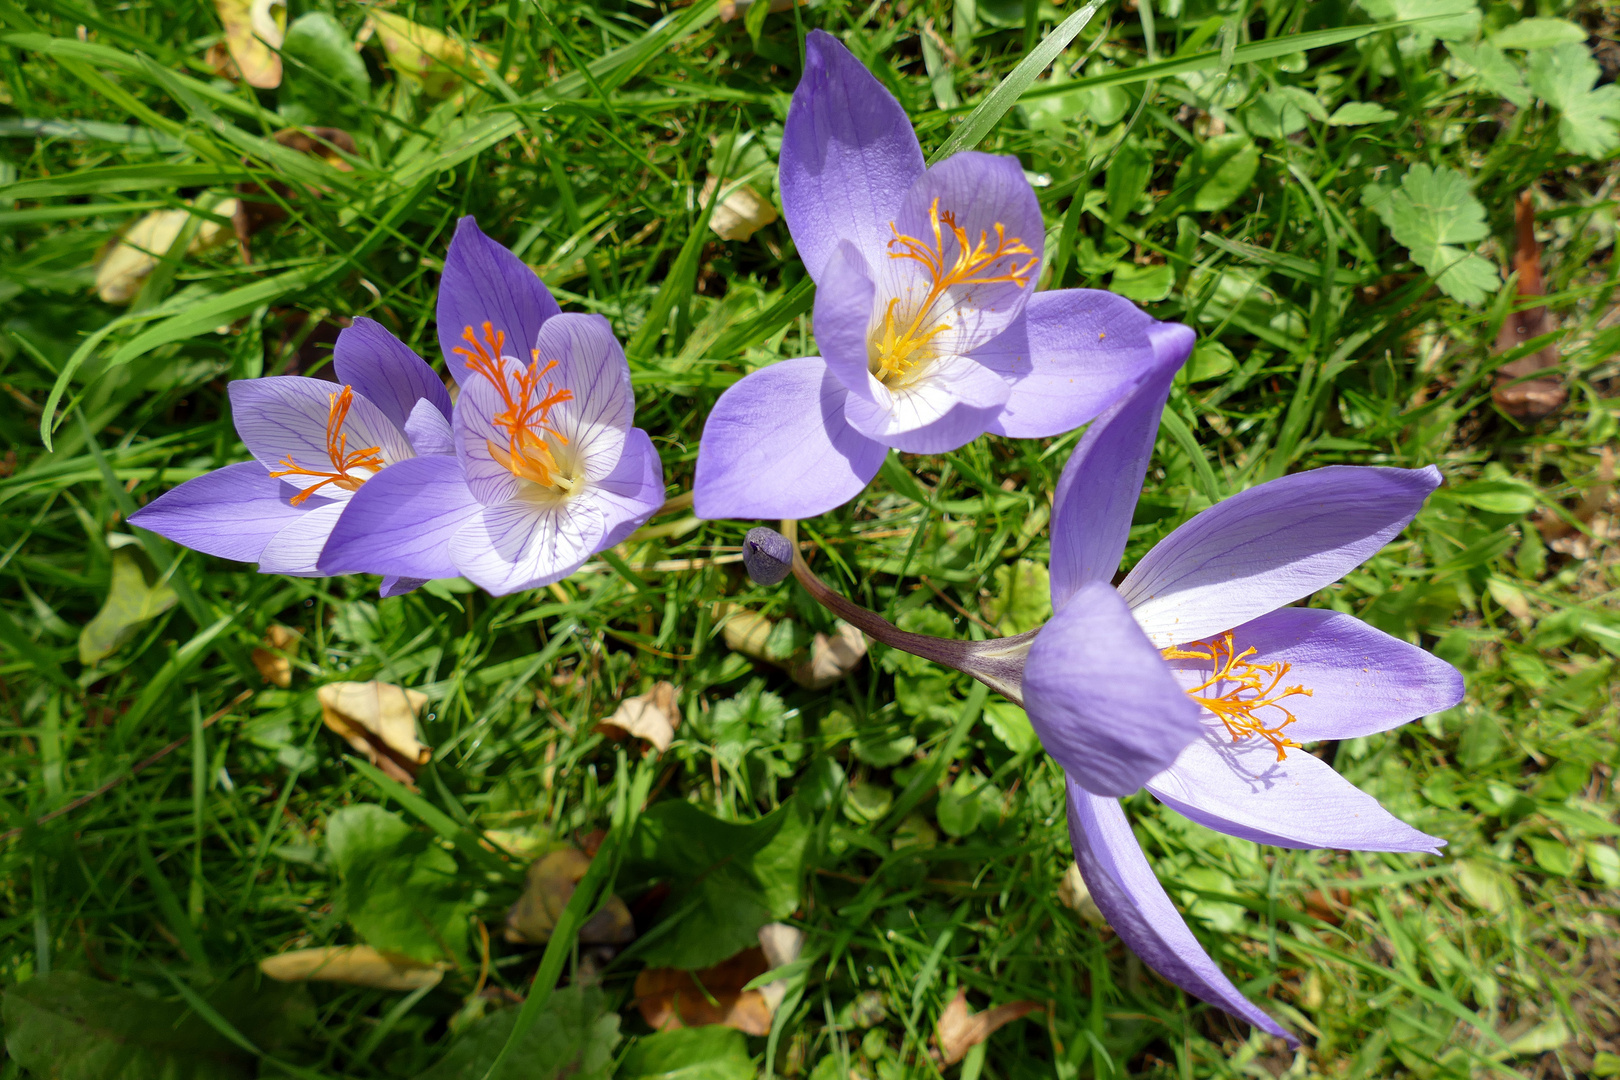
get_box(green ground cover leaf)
[279,13,371,127]
[618,1026,753,1080]
[1527,42,1620,158]
[78,546,177,664]
[414,987,618,1080]
[327,803,473,964]
[1366,163,1499,305]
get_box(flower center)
[268,385,384,506]
[1161,632,1313,760]
[454,322,577,492]
[869,197,1036,386]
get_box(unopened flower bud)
[743,527,794,586]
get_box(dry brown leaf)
[251,623,298,688]
[789,622,867,689]
[96,201,237,305]
[367,11,499,98]
[260,945,445,990]
[700,175,779,242]
[505,847,635,946]
[597,681,680,752]
[634,947,774,1035]
[1493,191,1567,422]
[214,0,285,88]
[1056,862,1105,928]
[935,989,1043,1066]
[317,681,431,784]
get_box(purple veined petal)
[693,357,886,520]
[1067,781,1298,1045]
[334,317,452,429]
[534,312,634,483]
[589,427,667,549]
[1047,352,1182,610]
[380,576,428,597]
[780,30,925,280]
[257,503,345,575]
[1163,607,1464,744]
[980,293,1194,439]
[318,455,482,579]
[1146,734,1445,854]
[403,399,455,456]
[229,376,413,502]
[436,216,561,384]
[842,354,1009,454]
[811,241,883,404]
[127,461,314,563]
[450,498,607,596]
[874,152,1044,361]
[1022,580,1204,797]
[1121,465,1444,648]
[453,360,524,507]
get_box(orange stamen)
[1161,632,1313,761]
[268,386,385,506]
[456,322,575,489]
[873,198,1036,381]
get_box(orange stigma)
[872,198,1036,382]
[455,322,575,489]
[1161,632,1313,760]
[269,386,385,505]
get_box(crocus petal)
[436,216,561,383]
[318,456,482,580]
[334,317,453,428]
[229,377,412,500]
[589,428,666,549]
[693,357,886,520]
[1022,580,1204,797]
[979,293,1194,439]
[535,313,633,484]
[1164,607,1464,743]
[128,462,313,563]
[811,241,882,404]
[258,503,345,575]
[1146,736,1445,853]
[403,399,455,457]
[780,30,925,279]
[453,361,525,507]
[380,576,428,597]
[450,499,606,596]
[1047,353,1182,610]
[1121,466,1443,647]
[1067,781,1297,1044]
[843,354,1009,454]
[878,152,1043,359]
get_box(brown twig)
[2,689,253,843]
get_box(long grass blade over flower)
[693,30,1195,521]
[318,218,665,595]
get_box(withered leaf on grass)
[935,990,1043,1066]
[260,945,446,991]
[367,11,500,98]
[790,622,868,690]
[597,681,680,752]
[718,604,867,688]
[506,847,635,947]
[317,681,431,784]
[214,0,286,88]
[699,175,779,242]
[251,624,298,688]
[1493,190,1567,422]
[79,547,178,665]
[634,924,802,1036]
[96,200,237,305]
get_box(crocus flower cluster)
[692,31,1194,521]
[132,219,665,596]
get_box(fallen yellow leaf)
[317,681,431,784]
[260,945,445,990]
[214,0,285,88]
[251,623,298,688]
[505,847,635,946]
[935,990,1042,1066]
[96,200,237,305]
[700,176,779,242]
[598,682,681,752]
[367,11,499,98]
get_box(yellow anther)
[1162,632,1313,760]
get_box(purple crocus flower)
[128,318,454,597]
[317,218,665,596]
[1019,355,1465,1041]
[692,30,1192,521]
